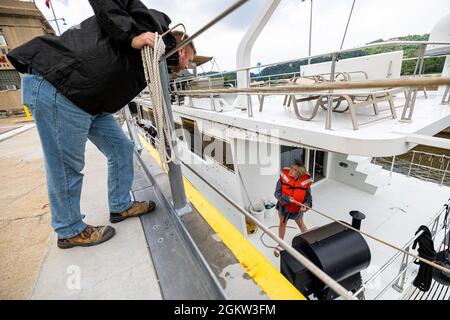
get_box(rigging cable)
[340,0,356,51]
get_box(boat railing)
[234,41,450,75]
[186,41,450,81]
[373,150,450,187]
[130,0,450,300]
[131,103,450,301]
[171,40,450,130]
[352,200,450,299]
[201,55,444,89]
[130,100,361,300]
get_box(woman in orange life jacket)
[273,163,313,257]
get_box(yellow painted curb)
[23,105,32,121]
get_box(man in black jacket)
[7,0,195,249]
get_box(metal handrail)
[133,111,356,300]
[174,77,450,95]
[352,201,449,298]
[135,107,450,300]
[373,207,450,300]
[410,149,450,160]
[178,156,357,300]
[196,41,450,77]
[141,0,449,299]
[198,54,445,82]
[376,150,450,186]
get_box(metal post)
[305,149,310,176]
[124,105,143,154]
[441,158,449,186]
[173,80,180,106]
[312,149,316,182]
[246,70,254,117]
[137,103,143,123]
[159,60,191,216]
[208,77,216,111]
[390,155,396,178]
[442,85,450,105]
[431,214,440,237]
[392,248,410,293]
[427,155,434,180]
[308,0,313,65]
[408,151,415,177]
[325,53,337,130]
[401,45,426,122]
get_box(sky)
[34,0,450,71]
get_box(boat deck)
[173,90,450,156]
[247,170,450,300]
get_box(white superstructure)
[133,5,450,300]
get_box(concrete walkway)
[0,126,162,299]
[0,126,51,299]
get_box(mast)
[236,0,281,109]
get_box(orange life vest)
[280,168,313,213]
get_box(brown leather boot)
[110,201,156,223]
[57,225,115,249]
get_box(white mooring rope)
[141,34,175,171]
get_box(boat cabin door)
[280,146,326,183]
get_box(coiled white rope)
[141,34,175,171]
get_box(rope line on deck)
[141,35,175,171]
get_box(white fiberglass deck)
[247,170,450,300]
[174,90,450,157]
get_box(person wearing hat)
[7,0,195,249]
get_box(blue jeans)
[22,73,134,239]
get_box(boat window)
[142,108,156,126]
[280,146,306,168]
[309,149,326,182]
[280,146,326,183]
[181,117,202,158]
[203,134,235,172]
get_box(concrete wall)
[0,0,54,111]
[0,90,20,111]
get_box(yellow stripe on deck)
[138,135,306,300]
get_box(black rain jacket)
[7,0,178,115]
